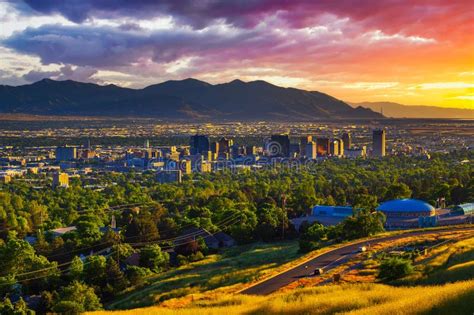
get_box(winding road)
[240,226,474,295]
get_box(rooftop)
[377,199,435,212]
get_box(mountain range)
[350,101,473,119]
[0,78,381,120]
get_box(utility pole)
[281,194,287,240]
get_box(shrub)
[378,257,414,281]
[126,266,152,286]
[189,251,205,262]
[177,254,188,266]
[299,239,320,253]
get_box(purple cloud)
[23,64,98,82]
[2,23,277,67]
[14,0,471,39]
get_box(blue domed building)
[377,199,436,218]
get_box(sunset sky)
[0,1,473,109]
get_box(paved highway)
[240,227,474,295]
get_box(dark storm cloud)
[15,0,472,39]
[18,0,274,28]
[2,23,273,67]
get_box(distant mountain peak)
[0,78,384,120]
[229,79,245,85]
[163,78,210,86]
[350,101,473,119]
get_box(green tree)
[83,255,106,287]
[53,281,102,314]
[340,210,386,240]
[139,244,169,272]
[384,183,412,200]
[105,257,128,294]
[68,256,83,281]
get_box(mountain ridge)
[0,78,383,120]
[350,101,473,119]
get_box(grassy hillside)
[106,241,301,310]
[399,237,474,285]
[97,233,474,314]
[89,280,474,315]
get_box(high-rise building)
[230,144,242,158]
[52,172,69,188]
[300,136,313,157]
[179,159,192,174]
[305,141,317,159]
[270,134,290,157]
[211,142,219,156]
[342,132,352,150]
[190,135,210,155]
[55,146,77,161]
[336,138,344,157]
[373,129,386,157]
[330,140,339,156]
[218,137,233,156]
[246,145,257,156]
[316,138,330,156]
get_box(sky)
[0,0,473,109]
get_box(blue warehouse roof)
[377,199,435,212]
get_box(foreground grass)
[106,241,301,310]
[399,236,474,285]
[102,232,474,314]
[90,280,474,315]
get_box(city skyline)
[0,1,472,109]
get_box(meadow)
[97,234,474,315]
[90,280,474,315]
[106,241,302,310]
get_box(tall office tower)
[230,144,242,158]
[300,135,313,157]
[372,129,386,157]
[190,135,210,155]
[316,138,331,156]
[290,143,300,157]
[305,141,317,159]
[55,146,77,161]
[211,141,220,155]
[269,134,290,157]
[336,138,344,157]
[342,132,352,150]
[246,145,257,156]
[52,172,69,188]
[203,151,213,161]
[84,139,91,149]
[178,159,192,174]
[218,137,233,156]
[330,140,339,156]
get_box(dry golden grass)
[89,280,474,315]
[99,229,473,314]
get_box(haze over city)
[0,0,473,109]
